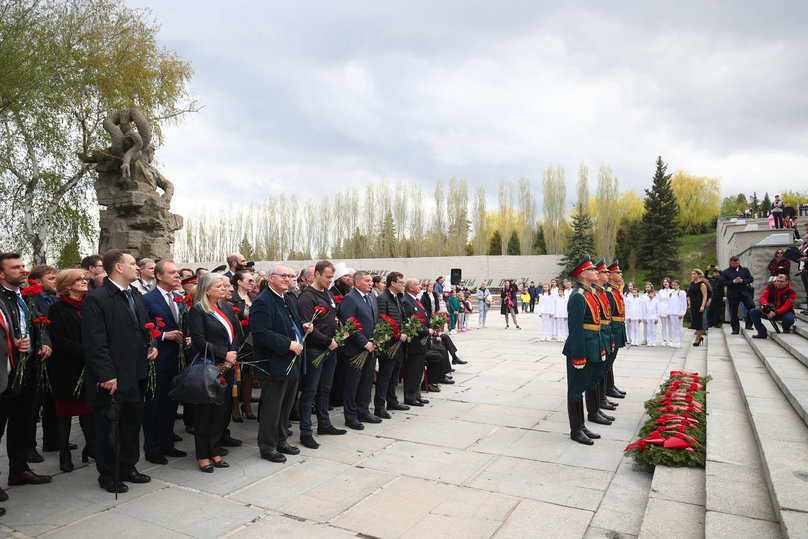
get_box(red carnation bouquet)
[13,281,43,387]
[144,318,165,398]
[350,315,396,370]
[311,316,362,368]
[381,314,406,358]
[333,295,344,305]
[428,311,450,335]
[172,296,187,370]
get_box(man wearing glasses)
[250,264,311,463]
[81,255,106,290]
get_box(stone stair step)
[742,329,808,427]
[724,329,808,537]
[704,329,781,537]
[770,331,808,370]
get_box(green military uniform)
[606,261,628,399]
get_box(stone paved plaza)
[0,313,685,538]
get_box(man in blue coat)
[338,271,381,430]
[250,264,310,463]
[720,256,755,334]
[141,260,187,465]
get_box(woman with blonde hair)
[48,269,95,472]
[687,269,710,346]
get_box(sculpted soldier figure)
[562,255,604,446]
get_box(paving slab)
[360,440,495,483]
[704,511,782,539]
[493,498,593,538]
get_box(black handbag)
[169,345,229,405]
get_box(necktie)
[167,291,179,323]
[124,289,137,322]
[16,293,28,336]
[415,297,424,311]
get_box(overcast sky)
[129,0,808,216]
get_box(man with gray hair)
[131,258,155,295]
[401,278,434,406]
[338,271,381,429]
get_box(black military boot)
[568,401,594,445]
[586,390,612,425]
[599,379,618,409]
[606,369,626,398]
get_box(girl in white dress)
[625,288,644,345]
[645,290,660,346]
[553,287,568,341]
[538,284,554,341]
[667,280,688,347]
[657,277,673,346]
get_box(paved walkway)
[1,313,683,538]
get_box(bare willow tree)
[431,180,446,256]
[497,181,514,255]
[409,185,426,257]
[392,181,408,257]
[542,165,567,254]
[517,177,537,255]
[446,177,469,255]
[594,163,620,260]
[471,186,488,255]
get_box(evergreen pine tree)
[761,192,772,215]
[488,230,502,255]
[507,230,521,255]
[558,207,596,279]
[638,156,681,283]
[533,225,547,254]
[750,192,759,215]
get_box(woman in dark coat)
[48,268,95,472]
[687,269,709,346]
[500,280,520,329]
[188,273,240,473]
[230,270,257,422]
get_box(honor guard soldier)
[563,255,604,445]
[585,259,616,426]
[605,261,627,399]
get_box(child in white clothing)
[625,288,644,346]
[645,290,660,346]
[667,280,687,347]
[553,288,568,340]
[538,284,554,341]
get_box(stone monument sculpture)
[79,108,182,260]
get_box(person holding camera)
[749,274,796,339]
[720,256,755,334]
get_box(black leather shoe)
[199,464,213,473]
[374,409,391,419]
[345,419,365,430]
[606,387,626,399]
[582,426,601,439]
[427,384,441,392]
[119,470,150,483]
[600,399,618,410]
[598,410,615,422]
[261,451,286,463]
[438,377,455,384]
[404,399,424,407]
[0,507,5,516]
[220,436,242,447]
[25,449,44,464]
[212,459,229,468]
[99,479,128,493]
[300,435,320,449]
[452,358,468,365]
[358,414,382,424]
[277,441,300,455]
[145,452,168,465]
[163,447,188,458]
[388,403,410,411]
[731,331,739,335]
[418,398,430,404]
[317,425,347,435]
[570,426,594,445]
[587,413,612,425]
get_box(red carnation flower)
[144,322,155,330]
[155,317,163,322]
[240,319,250,326]
[232,307,241,314]
[21,284,42,296]
[157,321,165,328]
[314,306,326,315]
[334,295,343,304]
[150,328,162,338]
[172,296,184,303]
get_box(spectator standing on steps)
[771,194,785,229]
[720,255,755,334]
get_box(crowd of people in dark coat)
[0,250,467,506]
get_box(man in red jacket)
[749,274,796,338]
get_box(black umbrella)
[104,392,122,499]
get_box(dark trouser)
[566,361,592,402]
[529,297,536,312]
[802,271,808,306]
[438,333,459,361]
[375,347,403,411]
[257,377,298,454]
[403,351,425,402]
[773,213,784,228]
[425,350,450,382]
[710,298,724,327]
[143,369,179,454]
[299,346,327,436]
[94,399,143,482]
[329,350,345,407]
[193,394,231,460]
[29,388,58,450]
[0,387,36,475]
[182,403,195,428]
[343,353,376,421]
[315,350,337,428]
[58,414,94,453]
[749,309,795,335]
[586,359,609,391]
[727,294,756,332]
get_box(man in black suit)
[141,260,187,464]
[250,264,309,463]
[81,255,105,290]
[223,252,247,279]
[401,278,434,406]
[82,250,158,494]
[374,272,410,419]
[0,253,53,505]
[339,271,381,429]
[720,255,755,334]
